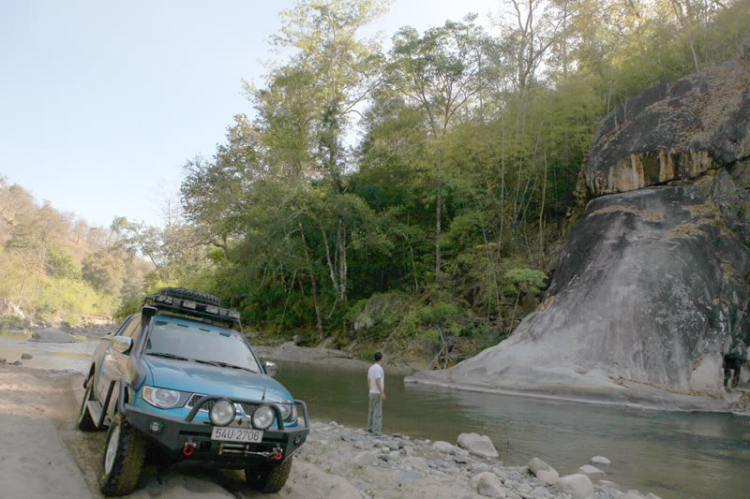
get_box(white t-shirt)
[368,363,384,395]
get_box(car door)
[97,314,141,402]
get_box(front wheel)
[246,456,294,493]
[99,413,146,496]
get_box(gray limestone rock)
[526,458,553,476]
[412,185,749,408]
[21,353,32,360]
[432,441,455,453]
[578,465,605,477]
[591,456,611,466]
[458,433,499,459]
[555,474,594,499]
[472,472,507,498]
[536,469,559,486]
[30,328,76,343]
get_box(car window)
[145,320,261,373]
[120,315,142,339]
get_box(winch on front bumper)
[124,396,309,469]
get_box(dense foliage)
[135,0,748,362]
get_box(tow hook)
[183,439,196,457]
[271,447,283,461]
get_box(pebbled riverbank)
[0,362,669,499]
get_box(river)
[275,361,750,499]
[1,331,748,498]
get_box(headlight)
[210,400,235,426]
[252,405,275,430]
[142,386,181,409]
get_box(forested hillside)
[82,1,750,363]
[0,176,149,326]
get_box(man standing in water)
[367,352,385,435]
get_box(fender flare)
[118,380,131,416]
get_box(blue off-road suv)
[78,288,309,496]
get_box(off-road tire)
[159,287,222,307]
[77,376,98,431]
[99,413,146,497]
[246,456,294,493]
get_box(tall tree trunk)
[336,217,347,303]
[435,180,442,280]
[299,223,323,333]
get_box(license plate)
[211,427,264,443]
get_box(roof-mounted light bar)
[143,294,241,325]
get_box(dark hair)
[374,352,383,362]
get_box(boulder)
[30,328,77,343]
[586,46,750,195]
[526,457,553,476]
[471,472,507,498]
[21,353,32,360]
[536,469,559,485]
[555,474,594,499]
[457,433,499,458]
[432,441,455,453]
[411,184,750,408]
[591,456,611,466]
[577,465,605,477]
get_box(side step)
[86,400,104,428]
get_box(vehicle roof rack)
[143,292,241,325]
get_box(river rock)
[591,456,611,466]
[29,328,77,343]
[578,465,605,477]
[457,433,499,458]
[472,472,507,498]
[354,451,376,467]
[555,474,594,498]
[536,469,559,485]
[12,361,22,366]
[21,353,32,360]
[432,441,455,453]
[526,457,553,476]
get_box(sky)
[0,0,498,228]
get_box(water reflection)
[275,361,750,499]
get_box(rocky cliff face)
[587,45,750,195]
[410,48,750,410]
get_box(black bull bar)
[124,395,310,466]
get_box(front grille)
[186,394,258,416]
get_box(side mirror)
[264,361,278,377]
[112,336,133,354]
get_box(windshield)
[145,319,261,373]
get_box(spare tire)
[159,287,222,307]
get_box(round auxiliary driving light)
[252,405,275,430]
[209,400,235,426]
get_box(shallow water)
[0,330,97,373]
[2,333,747,498]
[274,361,750,499]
